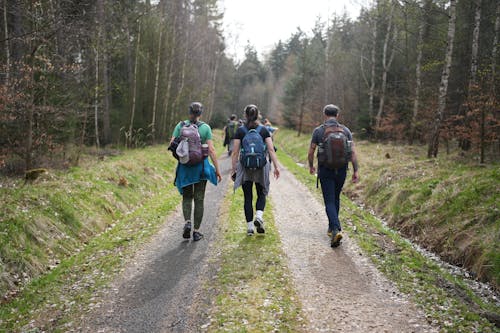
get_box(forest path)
[269,165,437,332]
[79,156,232,333]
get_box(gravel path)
[270,166,437,333]
[80,157,232,333]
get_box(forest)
[0,0,499,174]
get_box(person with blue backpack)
[169,102,222,241]
[308,104,359,248]
[231,104,280,235]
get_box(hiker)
[263,118,279,137]
[170,102,222,241]
[231,104,280,236]
[223,114,239,157]
[308,104,359,248]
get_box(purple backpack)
[179,121,204,165]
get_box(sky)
[220,0,369,62]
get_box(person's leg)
[182,184,194,238]
[319,168,340,233]
[334,168,347,231]
[242,181,254,222]
[182,184,194,221]
[242,181,255,234]
[193,180,207,230]
[254,182,266,233]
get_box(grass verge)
[274,129,499,287]
[202,183,305,332]
[275,145,499,333]
[0,130,225,331]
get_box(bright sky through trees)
[221,0,365,61]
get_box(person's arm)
[206,139,222,183]
[308,142,317,175]
[350,141,359,183]
[265,137,280,179]
[231,139,241,177]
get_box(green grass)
[0,130,226,331]
[274,129,499,333]
[274,129,500,288]
[203,183,305,332]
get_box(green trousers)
[182,180,207,229]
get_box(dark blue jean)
[318,165,347,232]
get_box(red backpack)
[317,123,352,169]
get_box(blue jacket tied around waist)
[175,158,217,194]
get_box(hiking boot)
[193,231,204,242]
[247,228,254,236]
[254,217,265,234]
[331,230,343,248]
[182,221,192,239]
[327,229,332,237]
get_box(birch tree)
[375,1,397,133]
[428,0,457,158]
[409,0,433,145]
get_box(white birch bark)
[428,0,457,158]
[375,1,396,132]
[410,0,432,145]
[128,21,141,147]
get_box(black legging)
[242,181,266,222]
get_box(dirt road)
[81,157,437,332]
[80,157,232,333]
[270,166,437,332]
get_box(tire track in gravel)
[80,156,232,333]
[270,165,438,333]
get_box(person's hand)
[273,167,280,179]
[216,171,222,183]
[352,171,359,183]
[309,166,316,175]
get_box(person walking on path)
[308,104,359,247]
[170,102,222,241]
[223,114,239,156]
[231,104,280,235]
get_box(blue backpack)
[240,125,267,169]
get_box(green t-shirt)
[172,120,212,144]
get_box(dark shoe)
[254,217,265,234]
[182,221,191,239]
[327,229,332,237]
[331,230,343,248]
[193,231,204,242]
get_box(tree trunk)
[375,2,396,133]
[11,1,23,64]
[94,45,101,151]
[469,0,481,86]
[151,10,165,143]
[428,0,457,158]
[410,0,432,145]
[3,0,10,84]
[369,12,378,129]
[491,3,499,92]
[128,20,141,147]
[207,50,220,122]
[161,11,178,138]
[97,0,111,145]
[483,3,500,164]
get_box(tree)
[428,0,457,158]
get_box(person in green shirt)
[170,102,221,241]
